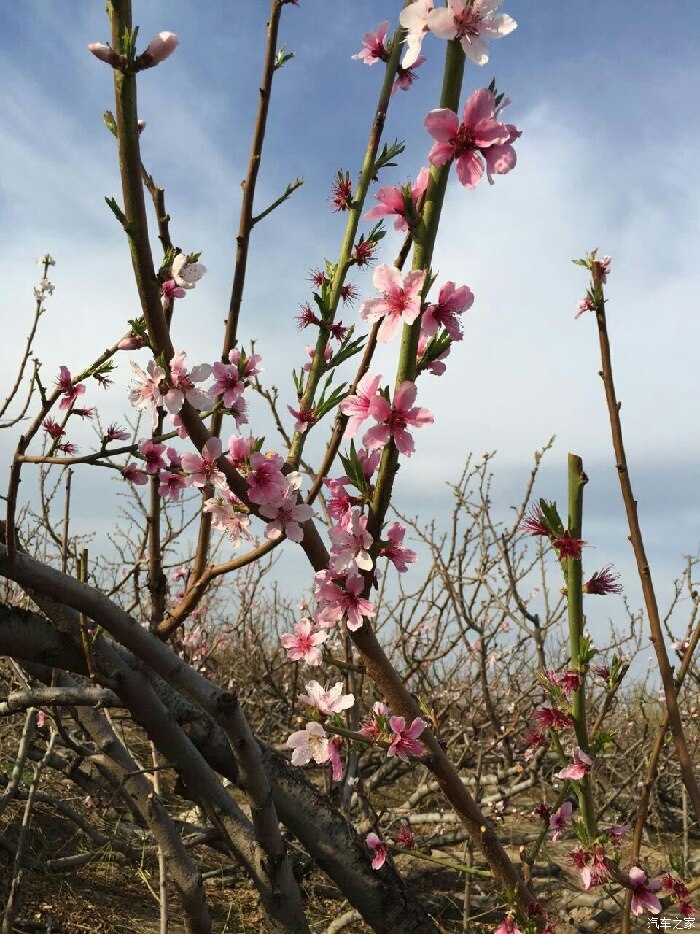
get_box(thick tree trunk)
[0,600,439,933]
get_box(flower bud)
[138,32,179,69]
[117,335,145,351]
[88,43,121,68]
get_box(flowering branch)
[286,14,409,469]
[565,452,597,840]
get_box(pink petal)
[455,151,484,188]
[377,313,401,343]
[393,381,417,411]
[372,263,402,294]
[428,140,454,168]
[427,8,458,40]
[363,424,391,451]
[462,88,497,128]
[424,108,459,142]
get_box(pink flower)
[280,618,327,665]
[316,572,376,632]
[56,366,86,411]
[379,521,417,572]
[166,447,182,469]
[324,477,353,521]
[425,88,518,188]
[330,171,353,212]
[171,253,206,289]
[161,279,186,306]
[387,716,427,762]
[532,706,572,731]
[71,407,96,420]
[364,168,430,233]
[286,721,330,766]
[363,381,433,457]
[557,747,594,781]
[392,56,426,94]
[202,490,252,546]
[520,503,550,537]
[365,832,388,870]
[328,736,343,782]
[260,494,313,543]
[399,0,434,68]
[137,438,167,474]
[584,566,622,595]
[494,918,523,934]
[181,437,228,489]
[139,32,179,69]
[303,343,331,373]
[340,373,382,439]
[122,462,148,485]
[158,470,186,502]
[629,867,662,917]
[360,265,425,342]
[358,446,381,478]
[288,404,316,434]
[581,846,609,890]
[427,0,516,67]
[104,423,130,443]
[210,362,243,408]
[599,255,612,283]
[575,296,595,319]
[247,452,287,506]
[229,348,262,379]
[553,531,586,560]
[226,434,253,469]
[297,681,355,716]
[422,281,474,341]
[417,331,451,375]
[392,825,416,849]
[164,351,212,415]
[129,360,166,430]
[549,801,573,843]
[359,718,383,740]
[352,21,390,65]
[43,418,64,441]
[329,509,373,572]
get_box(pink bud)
[88,43,122,68]
[139,32,179,68]
[117,335,145,351]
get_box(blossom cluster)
[286,689,428,792]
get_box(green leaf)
[339,441,368,494]
[103,110,118,138]
[274,44,295,70]
[105,196,128,229]
[580,633,597,665]
[127,317,149,339]
[373,139,406,174]
[538,499,564,536]
[315,384,347,422]
[328,332,365,369]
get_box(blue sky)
[1,1,699,656]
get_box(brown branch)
[591,259,700,825]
